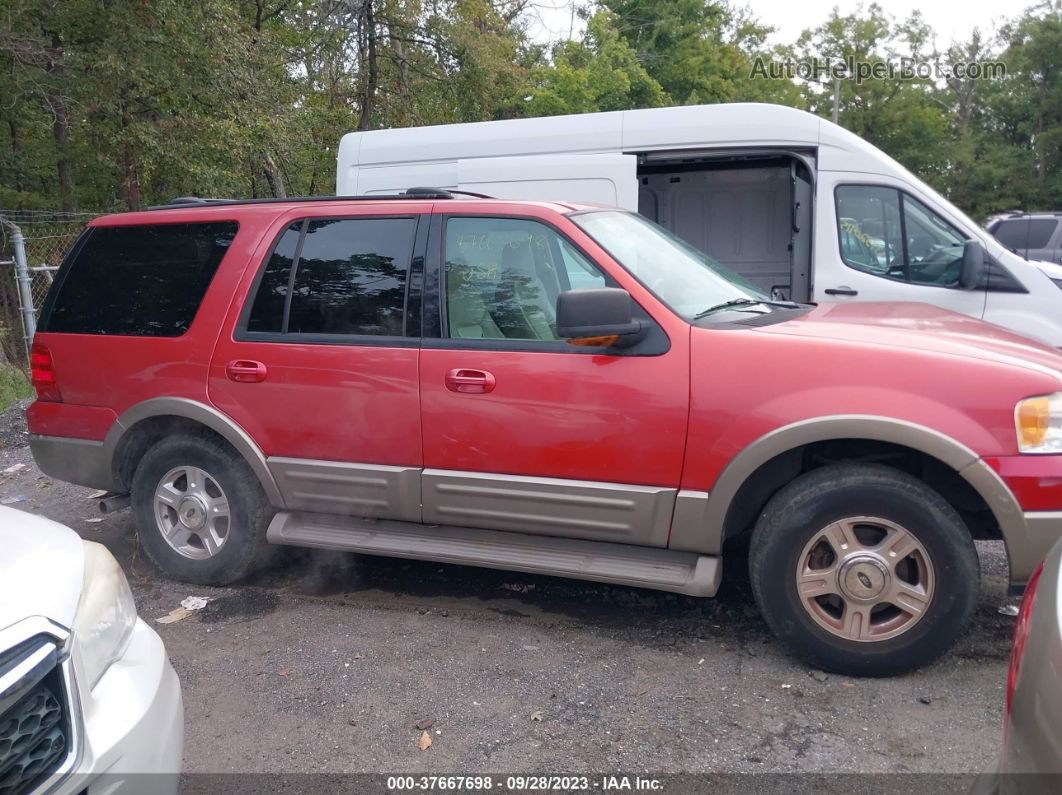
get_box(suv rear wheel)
[131,435,273,585]
[749,462,979,676]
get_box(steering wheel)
[884,249,906,277]
[917,245,956,266]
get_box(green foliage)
[0,0,1059,222]
[784,4,948,169]
[0,363,31,413]
[526,11,666,116]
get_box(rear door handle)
[226,359,268,383]
[445,368,495,394]
[824,286,858,296]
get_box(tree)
[988,1,1062,210]
[599,0,787,104]
[0,0,1058,221]
[525,10,666,116]
[785,4,951,188]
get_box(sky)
[525,0,1041,49]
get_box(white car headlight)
[1016,393,1062,453]
[73,541,137,687]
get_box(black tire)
[131,434,274,585]
[748,462,979,676]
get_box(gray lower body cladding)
[29,434,119,492]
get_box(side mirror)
[959,240,986,290]
[556,288,645,348]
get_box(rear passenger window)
[244,217,416,337]
[42,222,237,336]
[247,223,301,333]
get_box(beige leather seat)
[446,259,503,339]
[492,240,557,340]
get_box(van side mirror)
[556,288,645,348]
[959,240,986,290]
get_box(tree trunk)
[357,0,379,131]
[122,145,141,212]
[1036,82,1047,187]
[263,151,287,198]
[7,120,21,193]
[45,33,75,212]
[393,33,410,102]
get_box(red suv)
[27,192,1062,675]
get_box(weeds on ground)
[0,364,31,412]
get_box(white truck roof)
[339,102,891,173]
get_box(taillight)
[30,342,62,402]
[1005,560,1044,719]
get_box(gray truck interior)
[636,151,815,302]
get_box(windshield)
[570,210,771,320]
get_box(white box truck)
[337,102,1062,347]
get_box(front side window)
[43,221,237,336]
[836,186,904,278]
[836,186,969,287]
[443,217,607,341]
[245,217,416,337]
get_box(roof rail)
[403,187,495,199]
[403,187,453,198]
[994,210,1062,218]
[143,187,495,212]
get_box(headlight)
[1015,393,1062,453]
[73,541,137,687]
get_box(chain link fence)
[0,210,98,369]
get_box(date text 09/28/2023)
[384,775,664,791]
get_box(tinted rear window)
[992,218,1058,250]
[246,222,301,333]
[42,222,237,336]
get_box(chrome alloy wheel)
[795,516,935,642]
[153,466,230,560]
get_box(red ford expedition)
[27,192,1062,675]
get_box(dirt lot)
[0,402,1017,777]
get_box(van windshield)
[570,210,773,321]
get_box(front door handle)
[226,359,268,383]
[824,286,859,296]
[445,368,495,394]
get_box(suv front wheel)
[131,435,273,585]
[749,462,979,676]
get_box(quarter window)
[443,217,607,341]
[836,186,968,287]
[42,222,237,336]
[245,217,416,337]
[992,219,1058,251]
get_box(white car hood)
[0,507,85,632]
[1036,260,1062,280]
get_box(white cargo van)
[336,103,1062,347]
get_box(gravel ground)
[0,402,1018,777]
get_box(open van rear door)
[457,154,638,210]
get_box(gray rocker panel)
[267,510,721,597]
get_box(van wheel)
[131,435,273,585]
[748,463,979,676]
